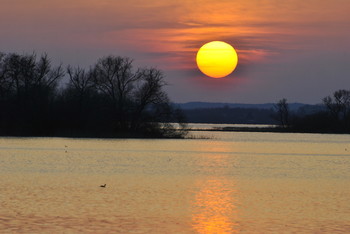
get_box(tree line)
[0,52,187,138]
[183,106,275,124]
[274,90,350,133]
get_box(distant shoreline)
[188,126,350,134]
[0,125,348,139]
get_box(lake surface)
[1,131,350,233]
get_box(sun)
[196,41,238,78]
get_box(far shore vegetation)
[1,51,349,138]
[272,91,350,134]
[186,91,350,134]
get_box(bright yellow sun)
[196,41,238,78]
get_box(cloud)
[1,0,350,103]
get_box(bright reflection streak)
[191,141,239,233]
[192,179,239,233]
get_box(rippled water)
[1,132,350,233]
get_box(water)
[1,131,350,233]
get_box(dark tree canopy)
[0,52,64,135]
[322,89,350,131]
[277,90,350,133]
[0,52,187,138]
[323,90,350,121]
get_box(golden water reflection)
[192,178,239,233]
[191,141,239,233]
[2,136,350,232]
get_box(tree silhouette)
[132,68,168,129]
[0,52,64,135]
[323,89,350,130]
[92,56,140,130]
[274,98,289,128]
[0,52,186,137]
[323,90,350,121]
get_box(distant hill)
[174,102,325,124]
[175,102,312,111]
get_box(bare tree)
[134,68,167,113]
[130,68,170,129]
[0,52,64,98]
[0,52,14,98]
[34,54,64,88]
[0,51,188,137]
[92,56,142,115]
[90,56,186,135]
[274,98,289,127]
[67,66,94,99]
[0,52,65,135]
[323,89,350,121]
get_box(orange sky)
[1,0,350,103]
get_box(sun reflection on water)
[192,179,239,233]
[191,141,239,233]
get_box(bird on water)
[100,184,106,188]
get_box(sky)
[1,0,350,104]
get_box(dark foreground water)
[1,131,350,233]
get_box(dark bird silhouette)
[100,184,106,188]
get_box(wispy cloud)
[1,0,349,102]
